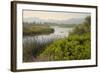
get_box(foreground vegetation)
[23,25,54,35]
[37,16,91,61]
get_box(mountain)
[23,17,85,25]
[61,18,85,24]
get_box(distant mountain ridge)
[23,17,85,25]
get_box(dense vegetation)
[23,16,91,62]
[37,16,91,61]
[23,25,54,35]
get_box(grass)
[23,25,54,35]
[23,37,54,62]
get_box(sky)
[23,10,90,21]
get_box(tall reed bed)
[23,35,61,62]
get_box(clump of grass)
[23,25,54,35]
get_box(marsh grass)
[23,25,54,35]
[23,35,61,62]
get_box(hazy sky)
[23,10,90,20]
